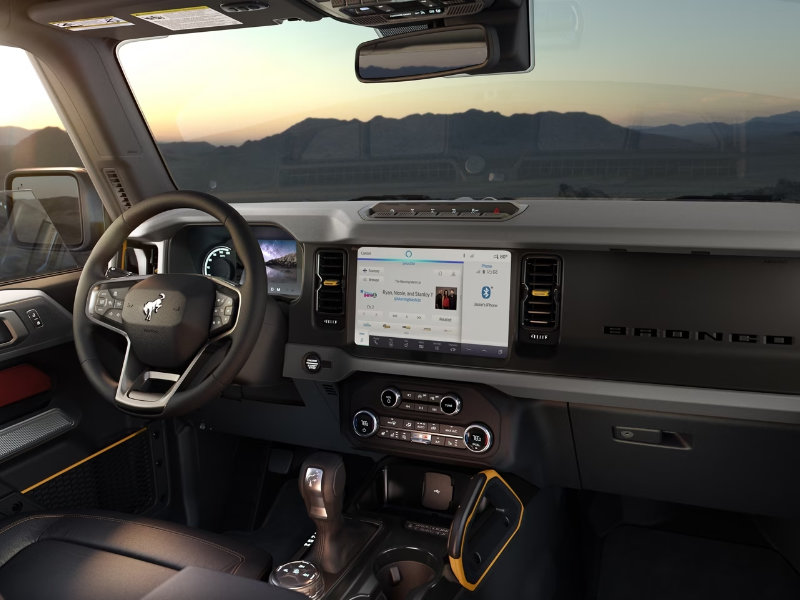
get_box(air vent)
[103,168,131,211]
[445,1,484,17]
[315,250,346,330]
[321,384,339,398]
[520,255,562,345]
[353,15,387,26]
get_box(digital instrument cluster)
[202,239,300,298]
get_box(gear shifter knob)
[300,452,346,523]
[298,452,372,575]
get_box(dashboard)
[130,198,800,519]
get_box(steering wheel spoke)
[115,338,227,410]
[86,277,146,335]
[209,278,241,339]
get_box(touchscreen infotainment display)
[354,248,511,358]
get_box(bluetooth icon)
[481,286,492,299]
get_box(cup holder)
[373,547,440,600]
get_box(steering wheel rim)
[73,191,267,417]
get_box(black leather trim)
[0,511,272,599]
[142,566,308,600]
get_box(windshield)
[118,1,800,202]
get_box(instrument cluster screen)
[260,239,299,297]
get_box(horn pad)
[122,275,216,369]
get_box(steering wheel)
[73,191,267,417]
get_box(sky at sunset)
[0,47,63,130]
[4,0,800,144]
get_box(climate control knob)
[439,394,462,416]
[464,424,493,453]
[379,387,402,409]
[352,410,379,438]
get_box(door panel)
[0,289,73,361]
[0,273,168,519]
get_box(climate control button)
[464,424,493,453]
[439,394,462,415]
[353,410,379,438]
[380,387,402,408]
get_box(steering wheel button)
[223,306,233,316]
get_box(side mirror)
[356,25,498,83]
[4,168,105,254]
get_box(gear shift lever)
[299,452,356,573]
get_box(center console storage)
[332,459,473,600]
[374,548,440,600]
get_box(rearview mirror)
[356,25,497,83]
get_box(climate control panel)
[344,376,501,462]
[380,387,462,416]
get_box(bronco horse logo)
[143,293,165,322]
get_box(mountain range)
[636,111,800,150]
[0,126,82,182]
[2,110,799,193]
[265,252,297,269]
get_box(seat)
[0,510,272,600]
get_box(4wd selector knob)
[464,424,493,453]
[380,387,402,408]
[439,394,462,415]
[352,410,378,438]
